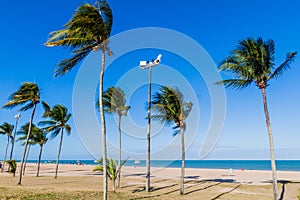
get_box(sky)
[0,0,300,161]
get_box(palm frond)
[215,79,252,89]
[41,101,51,117]
[269,52,297,80]
[2,82,40,110]
[64,124,71,135]
[54,47,92,77]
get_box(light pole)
[9,113,21,160]
[139,54,162,192]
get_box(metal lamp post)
[9,113,21,160]
[139,54,162,192]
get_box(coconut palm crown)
[45,0,113,77]
[216,38,297,89]
[216,37,297,200]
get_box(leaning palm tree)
[216,37,297,200]
[151,86,192,195]
[93,157,128,193]
[2,82,40,185]
[18,123,48,177]
[31,126,48,177]
[0,122,14,172]
[97,87,130,188]
[45,1,113,198]
[17,123,37,175]
[39,102,71,179]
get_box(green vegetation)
[216,37,297,200]
[39,102,71,179]
[5,160,16,176]
[93,158,127,193]
[3,82,41,185]
[0,122,14,172]
[151,86,192,195]
[45,1,113,199]
[100,87,130,188]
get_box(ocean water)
[25,160,300,171]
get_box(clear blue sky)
[0,0,299,160]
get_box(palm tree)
[32,127,48,177]
[93,157,128,193]
[45,1,113,199]
[2,82,40,185]
[151,86,192,195]
[18,123,48,177]
[0,122,14,172]
[6,160,17,177]
[97,87,130,188]
[216,37,297,200]
[39,102,71,179]
[17,123,37,175]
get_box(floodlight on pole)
[139,54,162,192]
[10,113,21,160]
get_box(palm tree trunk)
[100,50,108,200]
[1,136,10,172]
[37,145,43,177]
[261,88,278,200]
[117,114,122,188]
[23,144,31,175]
[180,125,185,195]
[112,179,116,193]
[10,116,19,161]
[146,66,152,192]
[18,104,36,185]
[54,129,64,179]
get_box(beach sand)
[0,163,299,199]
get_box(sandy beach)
[0,163,299,199]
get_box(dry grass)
[1,175,299,200]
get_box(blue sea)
[25,160,300,171]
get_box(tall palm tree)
[2,82,40,185]
[97,87,130,188]
[45,1,113,198]
[18,123,48,177]
[0,122,14,172]
[39,102,71,179]
[216,37,297,200]
[151,86,192,195]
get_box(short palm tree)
[17,123,38,175]
[6,160,17,177]
[97,87,130,188]
[2,82,40,185]
[93,157,128,193]
[216,37,297,200]
[45,1,113,199]
[0,122,14,172]
[39,102,71,178]
[18,123,48,177]
[151,86,192,195]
